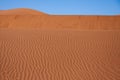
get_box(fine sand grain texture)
[0,8,120,29]
[0,29,120,80]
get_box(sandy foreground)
[0,29,120,80]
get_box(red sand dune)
[0,8,47,15]
[0,8,120,29]
[0,8,120,80]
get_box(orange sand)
[0,29,120,80]
[0,8,120,29]
[0,8,120,80]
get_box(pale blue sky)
[0,0,120,15]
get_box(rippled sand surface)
[0,29,120,80]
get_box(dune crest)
[0,8,47,15]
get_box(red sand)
[0,8,120,29]
[0,8,47,15]
[0,29,120,80]
[0,8,120,80]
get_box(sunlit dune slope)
[0,8,47,15]
[0,8,120,30]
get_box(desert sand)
[0,8,120,80]
[0,8,120,29]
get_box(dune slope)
[0,8,120,29]
[0,8,47,15]
[0,29,120,80]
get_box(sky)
[0,0,120,15]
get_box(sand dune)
[0,29,120,80]
[0,8,47,15]
[0,8,120,29]
[0,8,120,80]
